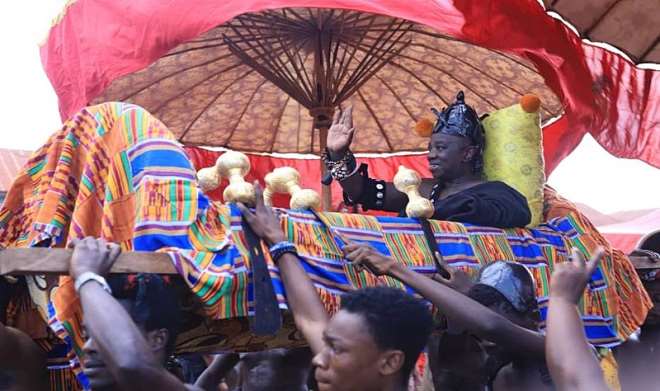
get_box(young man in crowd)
[343,245,540,390]
[68,237,242,391]
[546,248,609,390]
[198,348,312,391]
[344,239,608,391]
[234,348,312,391]
[238,184,434,391]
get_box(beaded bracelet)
[268,241,298,263]
[321,149,357,182]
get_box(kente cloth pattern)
[0,103,648,387]
[543,186,652,339]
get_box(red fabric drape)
[41,0,659,173]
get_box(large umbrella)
[41,0,658,173]
[91,7,561,155]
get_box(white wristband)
[74,272,112,295]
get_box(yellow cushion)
[482,96,545,227]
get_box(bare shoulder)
[0,326,48,390]
[1,326,46,369]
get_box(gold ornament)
[393,165,434,218]
[264,167,321,210]
[196,166,221,192]
[215,151,256,205]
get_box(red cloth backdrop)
[41,0,658,173]
[184,146,430,211]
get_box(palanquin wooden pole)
[2,248,659,276]
[0,248,176,275]
[319,125,332,211]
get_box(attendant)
[234,348,312,391]
[546,249,610,390]
[238,185,433,391]
[68,237,239,391]
[342,241,604,390]
[323,91,531,229]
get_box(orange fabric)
[544,186,651,337]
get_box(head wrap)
[429,91,485,172]
[476,261,537,314]
[431,91,485,148]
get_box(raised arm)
[324,106,410,212]
[194,354,240,391]
[344,243,545,358]
[69,237,191,391]
[238,184,329,355]
[546,248,609,391]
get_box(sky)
[0,1,658,214]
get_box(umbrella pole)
[319,126,332,211]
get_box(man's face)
[81,330,116,390]
[81,299,155,390]
[311,310,388,391]
[427,133,473,180]
[480,300,535,359]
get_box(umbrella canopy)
[41,0,659,172]
[543,0,659,64]
[91,8,561,154]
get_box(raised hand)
[550,247,604,305]
[326,106,355,160]
[237,182,287,246]
[68,237,121,280]
[431,252,474,294]
[343,242,395,276]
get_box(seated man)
[238,185,434,391]
[323,91,531,228]
[68,237,239,391]
[341,242,602,391]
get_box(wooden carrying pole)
[319,125,332,211]
[1,249,659,276]
[0,248,176,275]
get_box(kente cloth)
[0,103,648,387]
[543,186,652,338]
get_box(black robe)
[430,181,531,228]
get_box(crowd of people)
[1,93,615,390]
[1,187,609,391]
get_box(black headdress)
[430,91,485,172]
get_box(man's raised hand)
[343,242,395,276]
[237,182,287,246]
[431,252,474,294]
[68,237,121,280]
[550,247,604,305]
[326,106,355,160]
